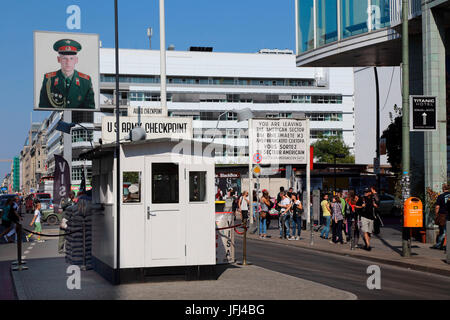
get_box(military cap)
[53,39,82,55]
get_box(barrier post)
[12,223,28,271]
[351,219,356,250]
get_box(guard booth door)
[144,157,186,267]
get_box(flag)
[79,167,86,194]
[53,155,71,213]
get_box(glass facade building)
[297,0,391,53]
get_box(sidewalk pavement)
[10,244,356,300]
[246,218,450,276]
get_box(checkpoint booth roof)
[81,138,228,283]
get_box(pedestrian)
[230,189,238,222]
[370,186,382,235]
[287,187,294,198]
[345,191,357,243]
[278,191,292,239]
[331,196,344,244]
[356,188,375,251]
[432,184,450,250]
[250,190,259,234]
[338,191,348,243]
[0,198,14,241]
[291,193,303,240]
[259,190,271,238]
[27,201,44,242]
[238,191,249,226]
[4,196,22,243]
[276,187,285,212]
[58,191,75,254]
[320,194,332,239]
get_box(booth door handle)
[147,206,156,219]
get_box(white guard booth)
[84,138,219,283]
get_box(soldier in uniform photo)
[38,39,95,109]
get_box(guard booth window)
[189,172,207,202]
[152,163,179,203]
[123,172,141,203]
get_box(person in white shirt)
[238,191,249,225]
[27,202,44,242]
[278,192,293,239]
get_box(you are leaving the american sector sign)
[101,116,193,143]
[250,119,309,165]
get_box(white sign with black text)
[250,119,309,165]
[101,116,193,143]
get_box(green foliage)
[311,136,355,164]
[123,171,140,183]
[381,105,402,174]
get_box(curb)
[10,266,27,300]
[244,233,450,277]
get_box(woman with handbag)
[259,190,271,238]
[291,193,303,240]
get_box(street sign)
[253,153,262,164]
[101,116,192,143]
[252,165,261,176]
[250,119,309,165]
[410,96,437,131]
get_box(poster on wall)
[34,31,99,111]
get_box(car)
[378,193,401,216]
[25,193,51,213]
[39,200,62,225]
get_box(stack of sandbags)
[64,198,93,270]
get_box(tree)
[381,104,402,174]
[311,136,355,163]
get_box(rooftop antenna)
[147,27,153,49]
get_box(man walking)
[357,188,375,251]
[432,184,450,250]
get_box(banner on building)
[101,116,193,143]
[34,31,100,111]
[53,155,71,213]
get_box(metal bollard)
[12,223,28,271]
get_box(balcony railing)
[390,0,422,27]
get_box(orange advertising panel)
[404,197,423,228]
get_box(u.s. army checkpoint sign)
[101,116,192,143]
[250,119,309,165]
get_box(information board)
[410,96,437,131]
[250,119,309,165]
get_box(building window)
[123,171,141,203]
[316,0,338,46]
[189,172,207,202]
[298,0,315,53]
[152,163,179,204]
[72,129,93,143]
[72,167,92,182]
[341,0,369,39]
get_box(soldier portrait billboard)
[34,31,99,111]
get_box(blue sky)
[0,0,295,182]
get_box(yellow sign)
[253,165,261,175]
